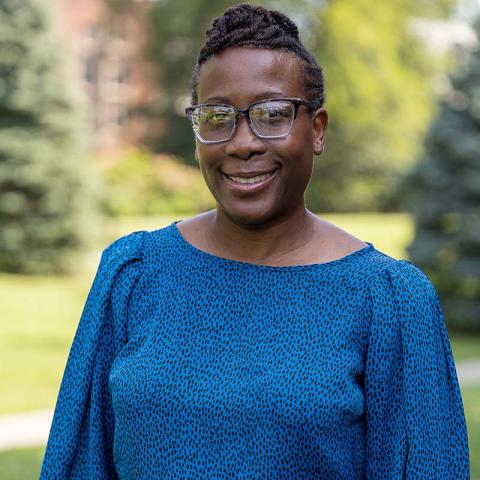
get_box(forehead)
[197,47,305,105]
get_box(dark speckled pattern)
[40,220,470,479]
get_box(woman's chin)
[217,203,281,227]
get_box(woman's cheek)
[198,161,221,204]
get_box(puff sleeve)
[365,259,470,479]
[39,230,147,479]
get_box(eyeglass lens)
[191,100,296,142]
[194,106,235,143]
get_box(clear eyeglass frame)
[185,97,315,144]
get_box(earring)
[194,150,199,162]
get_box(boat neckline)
[169,220,375,272]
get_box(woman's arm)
[39,230,147,479]
[365,260,470,479]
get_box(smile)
[222,169,279,193]
[226,171,275,184]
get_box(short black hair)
[191,3,325,110]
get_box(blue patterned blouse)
[40,220,470,479]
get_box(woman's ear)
[313,108,328,155]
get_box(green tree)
[146,0,455,211]
[281,0,455,212]
[0,0,99,274]
[400,19,480,332]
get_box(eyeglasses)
[185,97,315,144]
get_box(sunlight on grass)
[322,212,413,260]
[0,274,95,414]
[462,386,480,478]
[0,445,45,480]
[451,333,480,363]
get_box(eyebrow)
[202,91,288,104]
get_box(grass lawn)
[0,213,478,415]
[0,446,45,480]
[450,333,480,363]
[0,273,91,414]
[463,385,480,477]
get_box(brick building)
[51,0,158,156]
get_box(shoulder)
[373,258,437,300]
[101,230,149,268]
[363,258,448,366]
[95,231,150,327]
[90,230,151,300]
[368,257,443,332]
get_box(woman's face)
[195,47,327,226]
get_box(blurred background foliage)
[402,17,480,331]
[0,0,478,332]
[0,0,478,333]
[99,147,215,216]
[0,0,479,478]
[0,0,100,274]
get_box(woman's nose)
[224,114,267,159]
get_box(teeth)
[227,172,275,184]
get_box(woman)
[40,4,470,479]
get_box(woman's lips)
[222,169,279,194]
